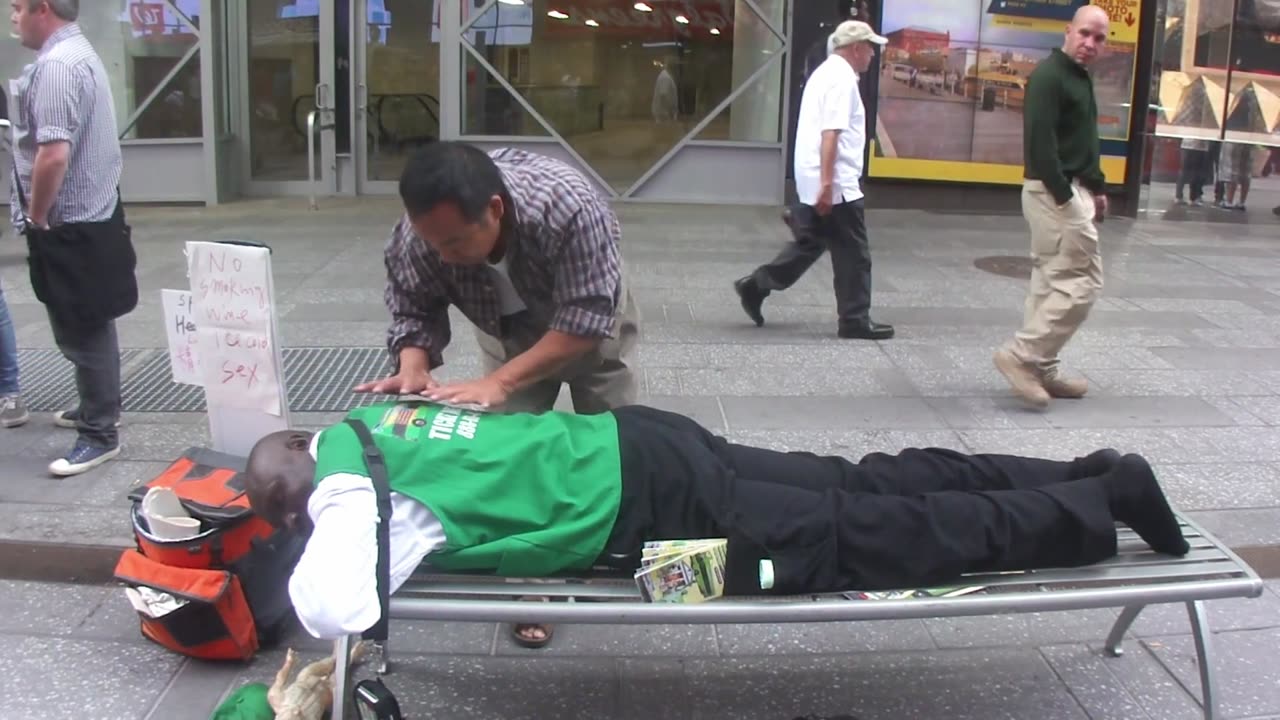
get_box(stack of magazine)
[843,586,985,601]
[633,538,728,603]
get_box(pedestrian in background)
[9,0,136,475]
[994,5,1109,409]
[734,20,894,341]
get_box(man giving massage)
[244,401,1189,642]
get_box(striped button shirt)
[384,148,624,369]
[9,23,123,230]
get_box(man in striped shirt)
[9,0,129,476]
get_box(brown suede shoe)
[1042,373,1088,399]
[994,349,1050,408]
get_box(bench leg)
[1104,604,1146,657]
[1187,600,1219,720]
[332,634,352,720]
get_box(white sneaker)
[0,395,29,428]
[48,441,121,477]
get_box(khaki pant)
[474,283,640,414]
[1008,180,1103,373]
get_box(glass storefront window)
[366,0,443,181]
[460,0,787,192]
[1144,0,1279,220]
[0,0,203,140]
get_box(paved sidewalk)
[1,198,1280,718]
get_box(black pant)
[605,406,1118,595]
[48,312,120,448]
[752,199,872,327]
[1176,148,1208,201]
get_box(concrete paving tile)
[276,321,390,347]
[0,503,132,547]
[0,579,111,638]
[20,423,211,464]
[1129,298,1268,315]
[683,649,1088,720]
[1080,640,1205,720]
[639,321,826,345]
[690,301,831,325]
[1074,310,1222,330]
[1127,593,1280,638]
[1149,463,1280,511]
[1186,508,1280,547]
[924,609,1121,649]
[1145,628,1280,719]
[677,366,916,397]
[1039,643,1153,720]
[1189,328,1280,348]
[1,636,182,719]
[494,622,717,657]
[720,396,946,431]
[926,397,1048,430]
[957,428,1214,464]
[1224,396,1280,425]
[282,302,388,322]
[1083,369,1278,397]
[1198,397,1270,425]
[724,429,969,458]
[715,619,937,655]
[1153,347,1280,372]
[616,659,693,720]
[634,396,726,430]
[643,368,681,396]
[1190,427,1280,462]
[227,651,622,720]
[1021,398,1239,429]
[147,659,245,720]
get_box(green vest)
[313,401,623,576]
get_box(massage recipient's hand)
[423,375,512,409]
[353,366,438,395]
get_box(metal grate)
[20,347,395,413]
[17,349,146,412]
[283,347,393,413]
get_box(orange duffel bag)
[114,447,305,661]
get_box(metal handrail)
[306,110,318,210]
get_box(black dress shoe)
[733,276,767,327]
[838,321,894,340]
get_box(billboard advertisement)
[869,0,1140,185]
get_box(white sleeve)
[288,473,382,640]
[288,473,443,640]
[819,75,854,132]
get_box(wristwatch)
[20,214,46,232]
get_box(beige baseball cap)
[829,20,888,49]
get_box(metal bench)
[331,515,1263,720]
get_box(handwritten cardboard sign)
[186,242,284,417]
[160,289,201,386]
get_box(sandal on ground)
[511,622,555,649]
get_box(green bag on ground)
[210,682,274,720]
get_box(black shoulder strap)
[344,418,392,643]
[11,156,27,214]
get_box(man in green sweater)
[244,401,1188,641]
[995,5,1110,409]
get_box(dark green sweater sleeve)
[1023,72,1073,206]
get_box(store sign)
[121,0,198,38]
[543,1,735,37]
[868,0,1138,186]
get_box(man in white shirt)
[734,20,892,340]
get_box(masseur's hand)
[423,375,512,409]
[354,367,438,395]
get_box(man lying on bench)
[243,401,1190,643]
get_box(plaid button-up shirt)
[384,148,624,369]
